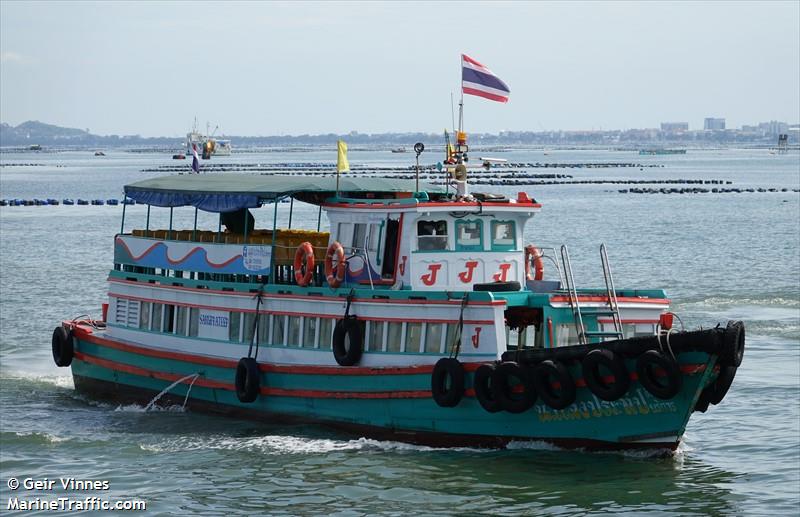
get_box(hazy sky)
[1,1,798,136]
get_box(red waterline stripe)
[74,351,232,391]
[73,350,434,400]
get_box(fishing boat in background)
[50,56,745,451]
[186,118,232,158]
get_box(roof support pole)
[120,198,127,235]
[270,200,278,284]
[243,209,249,244]
[217,213,222,243]
[192,208,198,241]
[316,205,322,232]
[145,205,150,237]
[288,198,294,229]
[168,207,173,240]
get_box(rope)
[247,281,268,360]
[343,288,355,318]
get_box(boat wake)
[139,434,492,455]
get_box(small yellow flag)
[337,140,350,173]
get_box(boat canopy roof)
[124,174,445,212]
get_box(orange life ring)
[324,241,346,288]
[293,242,315,287]
[524,245,544,281]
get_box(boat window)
[272,315,287,346]
[386,322,403,352]
[367,321,384,351]
[318,318,333,349]
[425,323,443,353]
[618,323,657,339]
[506,325,537,349]
[229,312,241,342]
[302,317,317,347]
[557,324,579,347]
[288,316,301,346]
[258,314,270,344]
[337,223,353,249]
[367,224,380,253]
[444,324,460,353]
[417,220,448,251]
[176,306,188,336]
[188,308,199,337]
[139,302,151,330]
[165,304,175,333]
[455,220,482,250]
[491,221,516,250]
[151,303,163,332]
[352,223,368,251]
[406,322,423,353]
[243,312,257,344]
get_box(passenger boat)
[50,159,745,451]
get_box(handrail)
[560,244,586,345]
[599,244,623,337]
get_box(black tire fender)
[720,320,745,367]
[490,361,536,414]
[581,349,630,401]
[533,359,576,410]
[473,281,521,292]
[636,350,682,400]
[52,326,74,367]
[431,358,465,408]
[332,318,364,367]
[235,357,260,403]
[473,363,502,413]
[708,365,738,405]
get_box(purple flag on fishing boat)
[462,54,510,103]
[191,143,200,173]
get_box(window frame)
[454,219,483,251]
[490,220,517,251]
[416,219,449,252]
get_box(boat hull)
[68,329,719,452]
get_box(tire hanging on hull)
[532,359,576,410]
[636,350,682,400]
[332,318,364,366]
[235,357,260,403]
[473,363,502,413]
[490,361,536,413]
[431,358,465,407]
[52,326,73,367]
[694,364,738,412]
[581,349,630,401]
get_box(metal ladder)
[559,244,624,345]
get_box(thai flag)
[461,54,510,103]
[191,143,200,173]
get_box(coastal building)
[660,122,689,132]
[704,118,726,131]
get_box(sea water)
[1,148,798,514]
